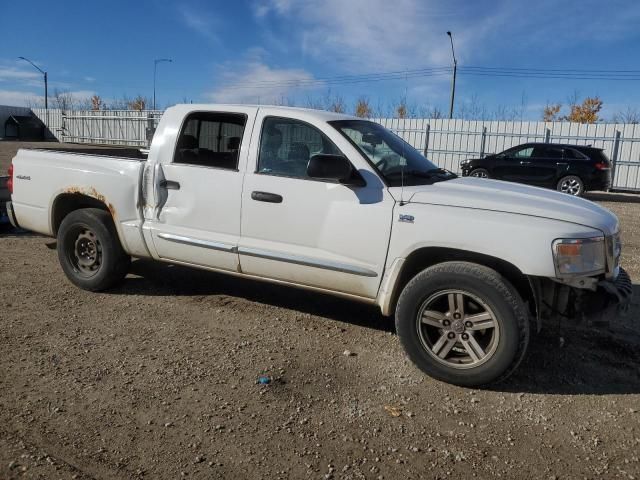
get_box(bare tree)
[328,95,346,113]
[611,106,640,124]
[51,89,77,112]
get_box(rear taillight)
[594,162,610,171]
[7,164,13,194]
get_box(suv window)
[533,146,563,159]
[563,148,585,159]
[508,146,533,159]
[258,117,342,179]
[174,112,246,169]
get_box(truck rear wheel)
[395,261,529,387]
[57,208,130,291]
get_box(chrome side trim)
[157,233,237,253]
[238,246,378,277]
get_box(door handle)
[251,191,283,203]
[160,180,181,190]
[519,161,531,165]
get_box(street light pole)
[446,32,457,120]
[153,58,172,110]
[18,56,48,135]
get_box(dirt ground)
[1,140,639,479]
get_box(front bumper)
[578,267,633,326]
[533,267,633,329]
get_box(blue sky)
[1,0,640,120]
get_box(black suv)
[460,143,612,196]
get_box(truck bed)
[27,146,147,160]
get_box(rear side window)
[534,146,563,159]
[174,112,247,169]
[563,148,586,159]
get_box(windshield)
[329,120,455,186]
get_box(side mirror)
[307,154,365,186]
[361,133,382,146]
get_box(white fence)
[32,108,163,146]
[9,107,640,192]
[377,118,640,191]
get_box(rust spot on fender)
[62,186,117,219]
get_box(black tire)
[556,175,584,196]
[469,168,490,179]
[395,261,529,387]
[57,208,130,291]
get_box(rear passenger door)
[528,145,565,187]
[147,110,254,271]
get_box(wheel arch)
[381,247,536,321]
[51,193,114,236]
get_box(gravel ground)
[1,141,639,479]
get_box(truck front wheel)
[395,261,529,387]
[57,208,130,291]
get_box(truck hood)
[393,177,619,235]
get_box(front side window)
[510,146,534,159]
[330,120,454,186]
[257,117,342,179]
[174,112,246,169]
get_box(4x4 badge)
[399,214,414,223]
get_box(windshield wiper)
[385,168,456,179]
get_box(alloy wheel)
[416,289,500,369]
[559,178,581,195]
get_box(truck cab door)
[144,108,256,271]
[237,112,394,299]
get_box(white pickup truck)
[7,105,633,386]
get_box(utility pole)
[154,58,172,110]
[446,31,457,120]
[18,56,48,136]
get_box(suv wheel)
[470,168,490,179]
[557,175,584,196]
[395,262,530,387]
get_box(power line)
[217,65,640,91]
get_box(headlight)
[553,237,606,277]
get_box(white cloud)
[253,0,466,71]
[0,65,41,82]
[179,5,219,42]
[0,89,96,107]
[0,90,42,107]
[207,60,318,104]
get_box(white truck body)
[7,104,632,386]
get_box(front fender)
[387,204,602,278]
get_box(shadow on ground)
[114,259,393,333]
[117,260,640,395]
[495,283,640,395]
